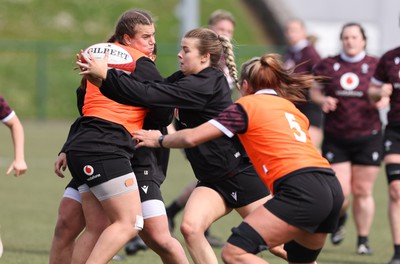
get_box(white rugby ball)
[82,42,136,74]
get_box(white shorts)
[63,187,82,204]
[78,172,138,201]
[141,200,166,219]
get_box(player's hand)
[77,50,109,81]
[381,83,393,97]
[133,130,162,149]
[54,152,67,178]
[6,159,27,177]
[321,96,339,113]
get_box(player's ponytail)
[240,54,319,102]
[219,35,239,91]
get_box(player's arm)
[134,103,245,149]
[4,114,27,176]
[134,122,224,149]
[309,81,338,113]
[368,80,392,102]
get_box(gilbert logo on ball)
[82,43,136,74]
[83,165,94,176]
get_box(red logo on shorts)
[83,165,94,176]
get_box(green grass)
[0,120,393,263]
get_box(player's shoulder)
[381,46,400,60]
[319,55,339,65]
[364,54,379,64]
[303,44,320,55]
[314,55,339,71]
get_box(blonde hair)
[184,28,239,90]
[239,54,318,102]
[208,9,236,28]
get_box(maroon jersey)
[0,96,14,122]
[313,52,380,139]
[284,41,323,126]
[283,41,321,73]
[372,47,400,125]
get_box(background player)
[312,22,383,255]
[369,44,400,264]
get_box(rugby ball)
[82,42,136,74]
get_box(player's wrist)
[158,135,165,148]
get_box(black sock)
[166,201,183,218]
[357,236,368,245]
[394,245,400,258]
[338,213,348,227]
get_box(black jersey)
[63,56,173,185]
[129,57,172,186]
[101,67,247,182]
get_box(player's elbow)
[182,136,197,148]
[181,131,201,148]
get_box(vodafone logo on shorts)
[83,165,94,176]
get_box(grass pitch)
[0,120,392,263]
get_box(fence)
[0,40,281,119]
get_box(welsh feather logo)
[83,165,94,176]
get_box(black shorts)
[265,170,343,233]
[67,151,133,188]
[66,178,80,190]
[197,163,270,208]
[296,101,323,128]
[131,147,168,187]
[384,124,400,156]
[137,180,163,203]
[322,132,383,166]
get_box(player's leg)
[222,171,342,264]
[134,180,189,263]
[222,205,326,264]
[351,134,382,255]
[166,181,197,232]
[329,162,351,245]
[386,154,400,264]
[322,135,352,245]
[49,187,84,264]
[352,164,380,255]
[86,171,142,263]
[70,185,110,264]
[140,213,189,263]
[180,186,231,264]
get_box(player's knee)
[142,230,172,251]
[284,240,322,263]
[180,219,202,240]
[54,213,84,240]
[226,222,268,254]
